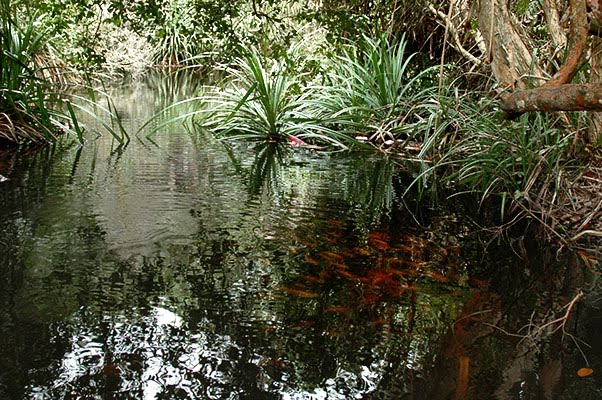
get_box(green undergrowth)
[172,32,440,151]
[0,1,67,144]
[411,91,581,230]
[197,49,353,148]
[317,33,440,147]
[141,29,592,244]
[0,0,130,146]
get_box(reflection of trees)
[1,149,471,398]
[4,81,597,399]
[23,306,252,399]
[421,244,602,400]
[0,141,114,398]
[0,123,472,399]
[229,142,407,233]
[246,143,287,197]
[12,239,467,399]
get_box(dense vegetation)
[0,0,600,254]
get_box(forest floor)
[550,147,601,260]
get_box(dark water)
[0,75,601,399]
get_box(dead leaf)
[577,367,594,377]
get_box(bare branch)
[426,3,483,66]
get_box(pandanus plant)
[200,49,352,148]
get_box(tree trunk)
[543,0,567,49]
[495,0,601,141]
[477,0,544,90]
[589,37,602,143]
[545,0,588,86]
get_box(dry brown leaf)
[577,367,594,377]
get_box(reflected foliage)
[0,89,473,398]
[246,143,287,197]
[1,75,600,400]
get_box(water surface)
[0,74,600,399]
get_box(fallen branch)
[530,290,584,336]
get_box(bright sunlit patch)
[152,306,183,328]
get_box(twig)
[576,199,602,232]
[571,229,602,241]
[483,322,529,339]
[484,291,584,345]
[530,291,584,336]
[514,200,570,244]
[427,3,483,67]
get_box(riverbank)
[552,148,601,256]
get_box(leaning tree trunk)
[495,0,602,144]
[421,0,602,143]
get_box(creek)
[0,73,600,399]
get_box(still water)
[0,75,600,399]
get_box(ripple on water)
[5,83,579,400]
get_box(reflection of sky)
[52,307,186,395]
[24,304,398,399]
[87,133,222,257]
[1,81,472,399]
[27,306,229,399]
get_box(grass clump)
[0,1,64,144]
[317,33,440,148]
[452,110,570,203]
[196,49,353,149]
[0,0,132,146]
[414,92,579,230]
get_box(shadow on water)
[0,73,601,399]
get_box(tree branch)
[501,84,602,115]
[501,0,590,118]
[546,0,588,86]
[426,3,483,66]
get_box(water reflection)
[0,74,600,399]
[246,143,287,197]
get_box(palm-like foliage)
[153,0,199,66]
[198,49,352,148]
